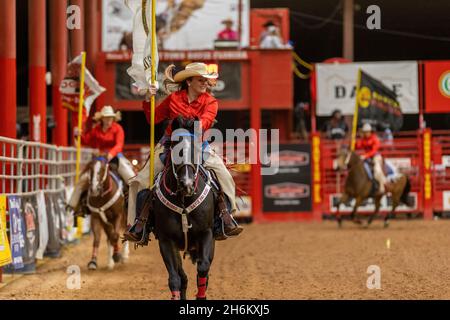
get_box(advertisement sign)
[8,196,24,269]
[103,0,250,51]
[35,191,48,260]
[0,195,12,267]
[316,61,419,116]
[21,198,38,266]
[424,61,450,113]
[262,144,312,213]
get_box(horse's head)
[169,116,202,197]
[336,145,354,171]
[89,156,109,197]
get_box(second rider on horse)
[355,123,387,194]
[124,62,244,243]
[67,106,136,214]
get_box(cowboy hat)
[362,123,373,132]
[222,17,234,24]
[263,20,276,28]
[173,62,219,83]
[94,106,122,121]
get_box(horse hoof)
[88,260,97,270]
[107,263,114,270]
[112,252,122,263]
[337,219,342,228]
[196,296,207,300]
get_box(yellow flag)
[0,195,12,267]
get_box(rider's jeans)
[127,143,237,226]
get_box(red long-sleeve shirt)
[81,122,124,157]
[355,133,380,159]
[143,90,218,136]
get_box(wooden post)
[343,0,354,61]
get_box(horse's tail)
[400,175,412,207]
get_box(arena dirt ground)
[2,219,450,300]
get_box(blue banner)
[8,196,25,269]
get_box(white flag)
[125,0,159,95]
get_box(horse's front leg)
[351,197,363,225]
[336,193,350,228]
[88,215,102,270]
[367,195,383,227]
[196,230,215,300]
[159,239,183,300]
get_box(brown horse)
[85,157,129,270]
[335,147,412,228]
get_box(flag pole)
[75,51,87,239]
[75,51,87,183]
[351,68,362,151]
[149,0,157,187]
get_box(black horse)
[153,117,216,300]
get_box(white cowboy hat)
[362,123,373,132]
[173,62,219,83]
[94,106,121,122]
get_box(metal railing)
[0,136,95,196]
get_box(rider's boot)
[123,189,154,245]
[215,193,243,240]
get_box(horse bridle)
[169,133,202,192]
[91,158,110,195]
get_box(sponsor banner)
[442,156,450,168]
[356,70,403,131]
[35,191,48,260]
[8,196,25,270]
[103,0,250,51]
[329,192,418,213]
[54,191,68,243]
[316,61,419,116]
[262,144,312,213]
[0,195,12,267]
[385,158,411,170]
[443,191,450,211]
[45,194,62,256]
[424,61,450,113]
[21,197,38,266]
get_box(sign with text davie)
[262,144,312,213]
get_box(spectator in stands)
[294,102,309,140]
[259,21,290,49]
[321,109,349,140]
[217,18,239,41]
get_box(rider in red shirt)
[124,62,243,243]
[67,106,135,213]
[355,125,381,160]
[355,123,387,193]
